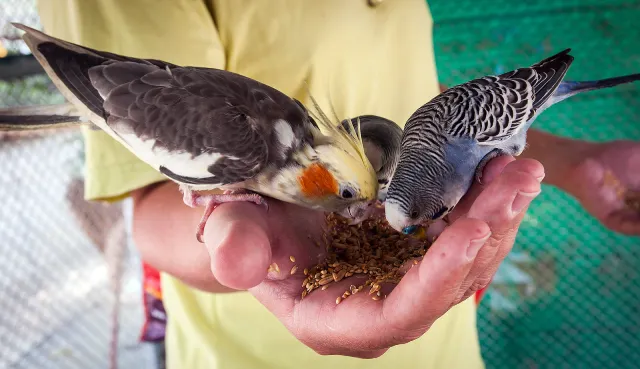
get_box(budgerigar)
[385,48,640,234]
[0,23,378,242]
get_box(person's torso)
[165,2,483,368]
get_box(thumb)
[203,202,272,290]
[382,217,491,332]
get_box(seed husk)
[289,255,296,263]
[268,262,280,274]
[290,265,298,275]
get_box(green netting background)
[428,1,640,368]
[1,1,639,368]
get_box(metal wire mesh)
[1,0,639,369]
[0,1,158,369]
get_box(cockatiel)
[385,48,640,234]
[2,23,378,242]
[338,115,403,223]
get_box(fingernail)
[511,190,541,215]
[467,232,491,260]
[535,174,545,183]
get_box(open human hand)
[201,156,543,357]
[562,140,640,236]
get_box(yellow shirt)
[37,1,484,368]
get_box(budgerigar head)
[384,140,467,234]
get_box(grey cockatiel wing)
[429,48,573,145]
[13,23,312,187]
[90,62,311,186]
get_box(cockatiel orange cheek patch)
[298,163,339,198]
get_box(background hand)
[563,140,640,236]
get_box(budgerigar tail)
[554,73,640,101]
[0,103,86,131]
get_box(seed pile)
[626,191,640,212]
[604,170,640,213]
[301,213,433,303]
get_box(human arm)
[130,183,239,293]
[520,129,640,235]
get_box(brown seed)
[369,283,381,295]
[336,296,342,304]
[333,269,347,282]
[289,255,296,263]
[372,295,381,301]
[318,275,334,285]
[290,265,298,275]
[303,268,309,275]
[321,285,330,291]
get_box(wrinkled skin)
[199,156,543,357]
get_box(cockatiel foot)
[180,187,268,243]
[475,148,509,185]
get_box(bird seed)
[301,213,432,303]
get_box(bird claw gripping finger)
[475,149,508,185]
[193,192,268,243]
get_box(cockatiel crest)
[1,23,378,241]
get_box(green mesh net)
[429,1,640,368]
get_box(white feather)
[120,132,235,180]
[274,119,295,149]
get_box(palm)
[203,156,543,356]
[568,140,640,235]
[245,202,406,353]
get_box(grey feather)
[340,115,403,201]
[7,23,316,187]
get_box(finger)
[605,209,640,236]
[381,217,491,332]
[457,159,543,302]
[203,202,272,290]
[449,155,515,221]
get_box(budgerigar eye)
[431,206,449,220]
[340,186,355,199]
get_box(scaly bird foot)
[475,148,508,185]
[179,187,268,243]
